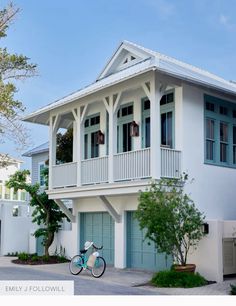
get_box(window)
[161,112,173,148]
[204,94,236,167]
[84,114,100,159]
[206,102,215,112]
[220,122,228,162]
[117,103,133,153]
[205,118,215,161]
[220,106,228,116]
[160,93,174,105]
[38,162,46,186]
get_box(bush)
[151,270,207,288]
[31,255,39,262]
[230,284,236,295]
[41,255,50,262]
[18,252,30,261]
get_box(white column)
[49,116,57,190]
[72,121,77,163]
[76,110,82,187]
[150,74,162,180]
[108,101,115,183]
[114,211,126,268]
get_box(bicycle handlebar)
[92,244,103,250]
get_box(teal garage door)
[127,211,172,271]
[80,212,114,265]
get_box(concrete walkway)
[0,256,235,295]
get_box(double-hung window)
[205,118,215,161]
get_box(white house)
[23,142,73,256]
[0,154,31,255]
[22,40,236,282]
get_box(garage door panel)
[127,211,172,271]
[80,212,114,265]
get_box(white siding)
[31,152,49,185]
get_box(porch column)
[104,93,121,183]
[72,108,82,187]
[49,116,58,190]
[150,73,166,180]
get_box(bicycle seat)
[80,249,87,254]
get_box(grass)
[151,270,208,288]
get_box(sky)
[1,0,236,169]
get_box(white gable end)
[97,41,154,80]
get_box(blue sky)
[2,0,236,169]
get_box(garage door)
[223,238,236,275]
[80,212,114,265]
[126,211,172,271]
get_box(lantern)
[97,130,105,144]
[130,121,139,137]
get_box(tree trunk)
[44,231,54,256]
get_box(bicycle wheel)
[91,256,106,278]
[69,255,83,275]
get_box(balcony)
[51,147,181,189]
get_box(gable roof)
[23,40,236,126]
[23,142,49,157]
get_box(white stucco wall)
[181,84,236,220]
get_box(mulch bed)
[12,256,70,265]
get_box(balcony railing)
[81,156,108,185]
[114,148,151,181]
[51,148,182,189]
[52,162,77,188]
[161,147,181,178]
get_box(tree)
[56,128,73,164]
[6,168,67,256]
[135,175,206,266]
[0,2,37,151]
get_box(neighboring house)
[23,142,73,256]
[0,154,31,255]
[23,40,236,281]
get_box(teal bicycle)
[69,241,106,278]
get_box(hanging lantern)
[97,130,105,144]
[130,121,139,137]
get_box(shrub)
[230,284,236,295]
[31,255,39,262]
[151,270,207,288]
[57,255,68,263]
[18,252,30,261]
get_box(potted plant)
[135,174,206,273]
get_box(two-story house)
[23,41,236,282]
[0,154,30,255]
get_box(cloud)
[146,0,175,18]
[219,14,236,31]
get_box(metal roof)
[22,142,49,157]
[23,40,236,125]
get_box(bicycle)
[69,241,106,278]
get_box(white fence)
[114,148,151,181]
[161,147,181,178]
[52,162,77,188]
[81,156,108,185]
